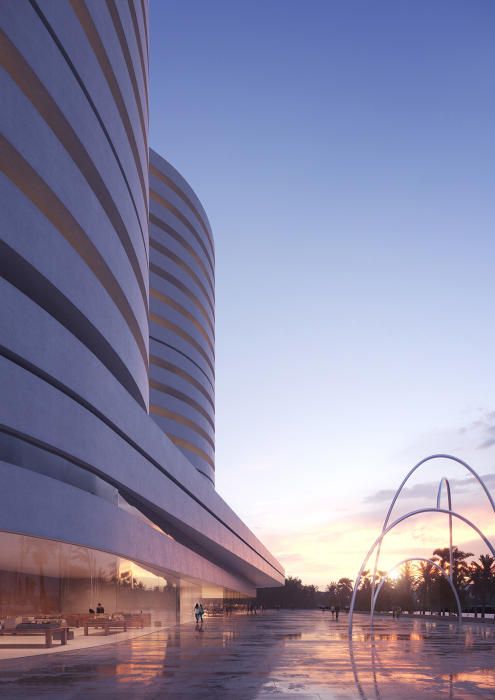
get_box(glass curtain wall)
[0,532,178,625]
[0,532,248,626]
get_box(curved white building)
[149,152,216,482]
[0,0,283,623]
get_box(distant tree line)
[256,550,495,616]
[256,576,335,610]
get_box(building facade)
[149,152,216,483]
[0,0,283,624]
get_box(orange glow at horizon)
[260,508,495,587]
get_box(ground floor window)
[0,531,246,629]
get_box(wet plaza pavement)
[0,611,493,699]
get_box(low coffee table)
[0,625,69,648]
[83,620,127,636]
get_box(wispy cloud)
[479,426,495,450]
[364,472,495,505]
[458,409,495,450]
[477,412,495,447]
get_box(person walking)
[194,602,201,624]
[199,603,205,623]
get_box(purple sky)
[149,0,495,584]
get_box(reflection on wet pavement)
[0,611,493,699]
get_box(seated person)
[96,603,105,614]
[89,608,95,614]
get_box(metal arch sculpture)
[346,454,495,635]
[381,454,495,522]
[371,557,462,622]
[368,455,495,622]
[348,506,495,634]
[436,477,454,580]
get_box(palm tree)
[469,554,495,617]
[354,571,372,611]
[416,561,436,613]
[359,570,371,589]
[432,546,473,589]
[395,562,415,612]
[374,570,393,612]
[432,546,473,610]
[305,584,319,608]
[326,581,338,606]
[336,578,353,608]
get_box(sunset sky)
[150,0,495,586]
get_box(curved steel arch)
[348,506,494,634]
[370,557,462,624]
[436,477,454,580]
[384,455,494,526]
[369,456,494,619]
[436,477,452,511]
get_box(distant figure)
[199,603,205,622]
[335,605,340,621]
[194,603,201,624]
[96,603,105,614]
[330,605,335,619]
[88,608,95,614]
